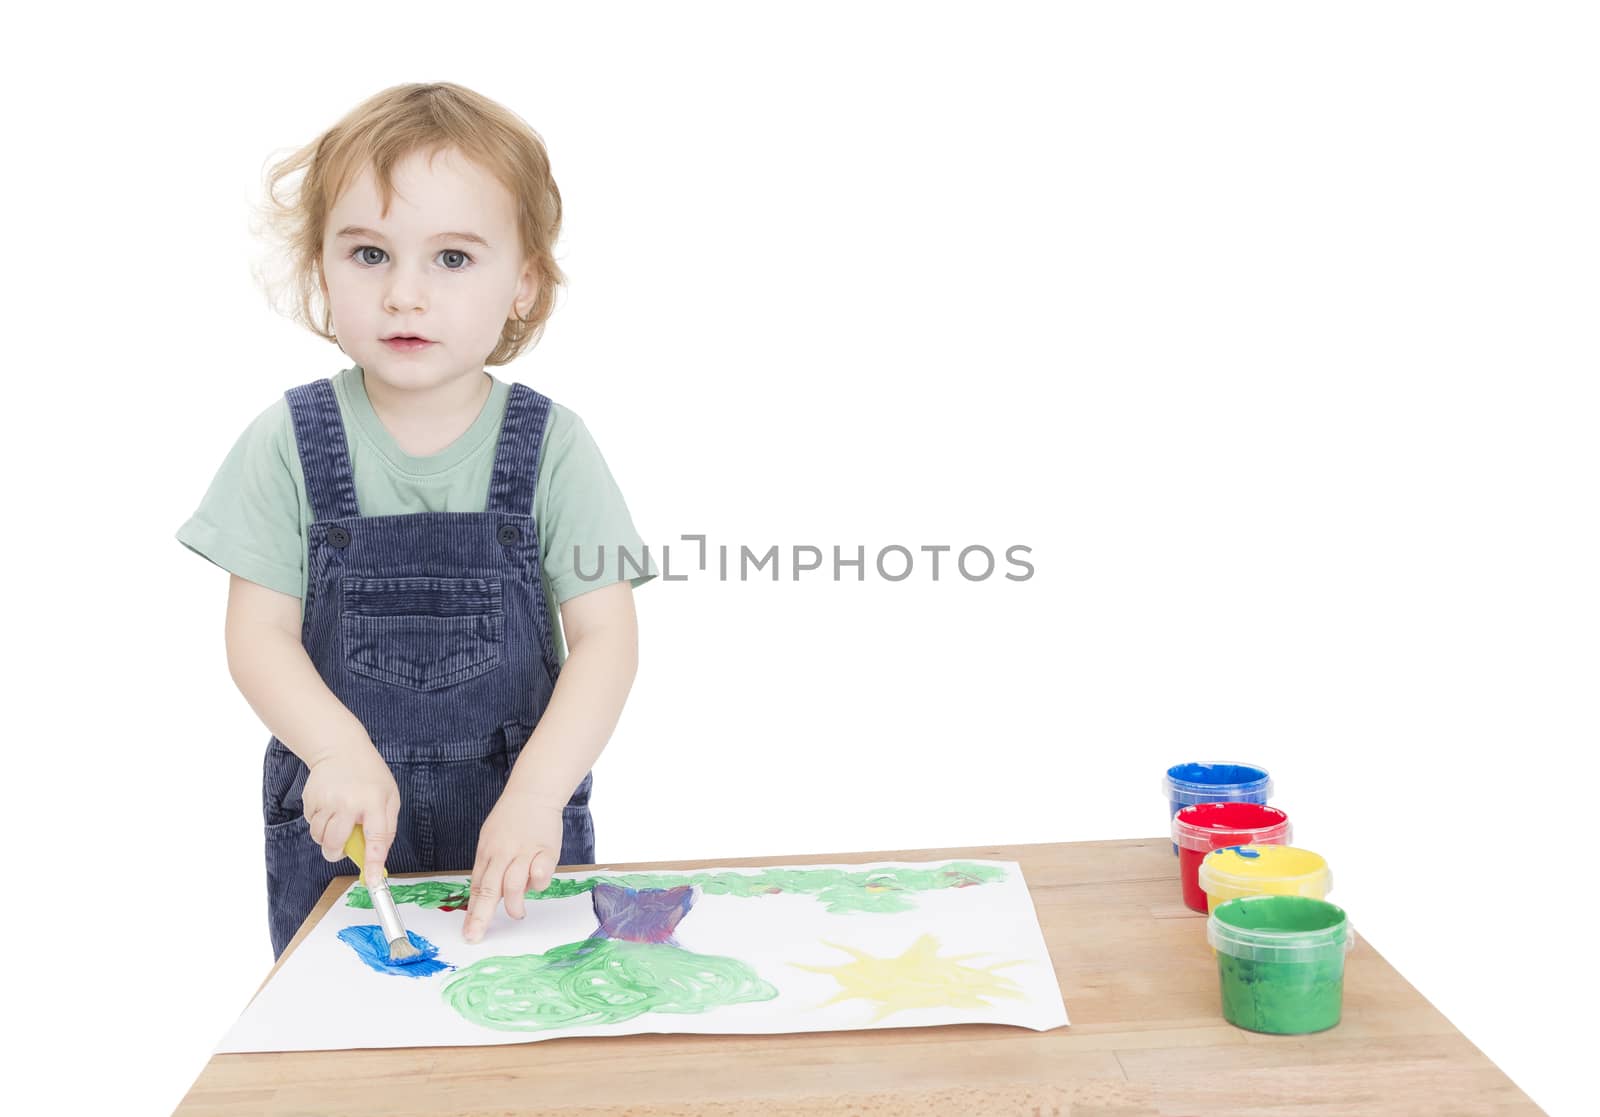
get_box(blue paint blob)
[1221,845,1262,859]
[337,925,453,977]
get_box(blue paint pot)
[1162,762,1273,855]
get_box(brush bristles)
[387,936,420,961]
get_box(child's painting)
[215,858,1069,1052]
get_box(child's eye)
[348,246,474,270]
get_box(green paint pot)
[1206,894,1355,1035]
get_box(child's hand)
[462,792,565,943]
[301,743,401,881]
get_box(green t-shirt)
[175,365,657,666]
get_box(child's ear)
[512,259,540,321]
[316,259,338,336]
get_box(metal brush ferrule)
[366,874,409,948]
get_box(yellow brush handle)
[343,823,388,886]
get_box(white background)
[7,2,1595,1114]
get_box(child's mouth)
[383,337,434,352]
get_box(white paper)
[215,857,1069,1052]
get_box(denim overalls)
[260,377,595,959]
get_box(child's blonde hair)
[252,82,566,365]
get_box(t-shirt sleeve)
[174,398,305,598]
[537,405,658,603]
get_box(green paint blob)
[441,937,779,1031]
[347,861,1005,913]
[344,879,471,910]
[1209,894,1351,1035]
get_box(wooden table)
[176,837,1543,1115]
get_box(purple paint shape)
[590,883,697,944]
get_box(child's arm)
[225,574,400,882]
[505,579,640,810]
[225,574,366,766]
[462,579,639,941]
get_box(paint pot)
[1173,803,1292,913]
[1162,762,1273,854]
[1207,894,1355,1034]
[1197,844,1331,914]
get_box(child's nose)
[384,268,428,312]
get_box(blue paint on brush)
[337,925,453,977]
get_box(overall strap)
[284,378,361,521]
[486,383,553,516]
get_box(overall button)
[326,526,351,548]
[498,524,521,545]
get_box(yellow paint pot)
[1197,844,1332,914]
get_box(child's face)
[320,146,538,391]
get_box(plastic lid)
[1207,895,1356,962]
[1172,803,1292,852]
[1160,762,1273,805]
[1197,844,1332,897]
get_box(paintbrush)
[343,823,420,963]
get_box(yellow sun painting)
[789,933,1032,1023]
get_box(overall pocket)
[341,575,505,691]
[262,740,311,828]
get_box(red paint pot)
[1173,802,1292,912]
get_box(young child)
[176,83,657,960]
